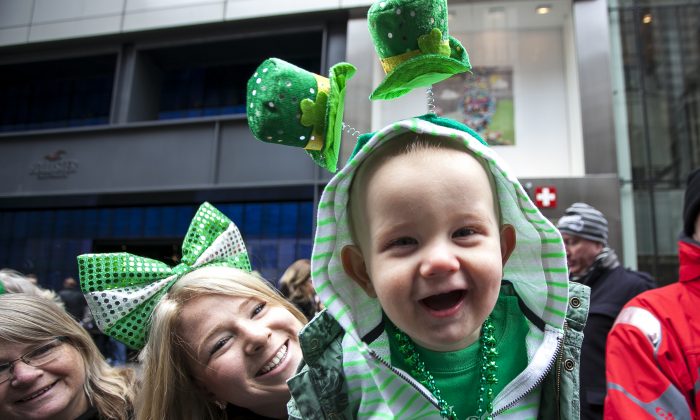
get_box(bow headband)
[77,202,251,350]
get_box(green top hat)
[246,58,356,173]
[368,0,471,100]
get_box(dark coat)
[58,287,87,322]
[74,407,99,420]
[578,264,656,420]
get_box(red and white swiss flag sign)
[535,186,557,208]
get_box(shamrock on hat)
[368,0,471,100]
[246,58,356,173]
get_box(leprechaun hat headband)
[247,58,356,173]
[77,202,251,349]
[368,0,471,100]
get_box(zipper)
[367,348,445,415]
[555,321,566,420]
[490,329,564,417]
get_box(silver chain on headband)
[342,122,361,137]
[426,86,436,114]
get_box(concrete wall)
[0,0,373,46]
[0,117,328,198]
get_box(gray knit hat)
[557,202,608,245]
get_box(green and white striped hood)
[309,115,569,417]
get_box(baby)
[288,115,589,419]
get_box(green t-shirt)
[387,295,529,419]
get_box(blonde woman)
[138,266,306,420]
[77,203,307,420]
[0,294,135,420]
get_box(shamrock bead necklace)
[392,316,498,420]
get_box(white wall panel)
[122,3,224,31]
[370,27,580,178]
[339,0,372,7]
[225,0,337,20]
[28,15,122,42]
[493,29,572,178]
[0,0,34,28]
[0,0,363,46]
[126,0,224,12]
[0,26,29,47]
[32,0,124,24]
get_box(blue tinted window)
[152,31,322,120]
[0,201,313,290]
[0,55,115,132]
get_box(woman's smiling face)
[0,339,88,420]
[178,294,304,418]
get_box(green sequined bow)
[77,202,251,350]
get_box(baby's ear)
[341,245,376,298]
[500,224,517,265]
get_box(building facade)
[0,0,697,289]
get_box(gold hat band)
[304,74,330,151]
[380,39,450,73]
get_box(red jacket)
[605,239,700,419]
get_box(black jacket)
[58,287,87,321]
[578,264,655,420]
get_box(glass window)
[0,201,314,290]
[131,31,322,121]
[613,1,700,282]
[0,55,116,132]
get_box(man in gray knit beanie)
[557,202,609,276]
[556,202,655,420]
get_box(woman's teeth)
[19,383,53,402]
[259,344,288,375]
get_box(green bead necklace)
[392,316,498,420]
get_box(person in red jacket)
[605,168,700,419]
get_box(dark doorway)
[92,239,182,266]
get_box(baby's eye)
[387,237,417,248]
[252,302,266,317]
[453,227,476,238]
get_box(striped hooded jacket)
[287,115,590,419]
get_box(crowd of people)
[1,135,697,420]
[1,0,698,419]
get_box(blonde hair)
[0,294,135,420]
[136,266,306,420]
[0,268,63,306]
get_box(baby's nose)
[420,245,459,278]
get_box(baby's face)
[352,147,511,351]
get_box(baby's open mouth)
[421,290,466,311]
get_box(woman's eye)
[252,302,266,317]
[210,336,231,355]
[453,227,476,238]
